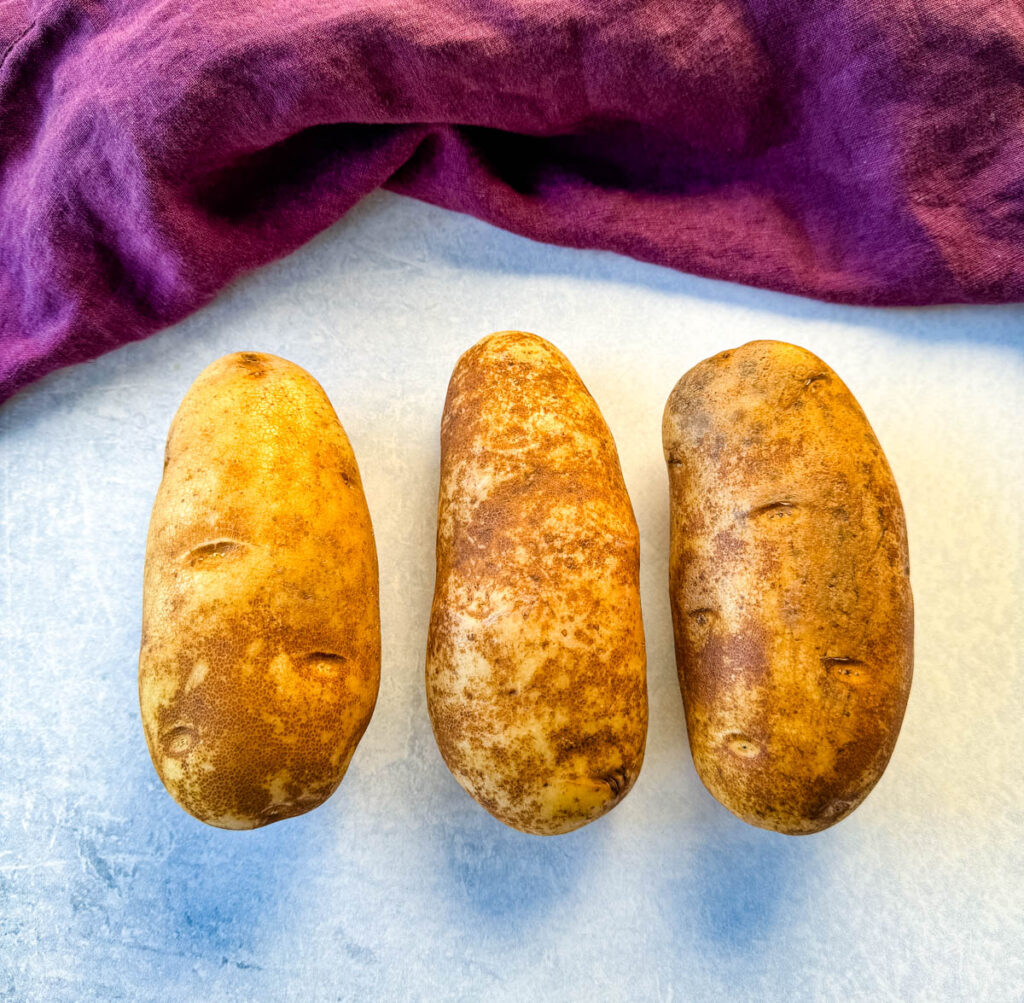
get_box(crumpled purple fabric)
[1,0,1023,402]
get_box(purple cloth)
[2,0,1023,402]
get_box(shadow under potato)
[668,795,822,956]
[121,749,322,968]
[427,768,600,926]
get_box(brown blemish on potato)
[237,351,269,377]
[689,619,770,705]
[712,529,746,557]
[426,332,647,835]
[139,352,381,829]
[680,608,715,660]
[663,340,913,836]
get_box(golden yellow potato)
[427,331,648,835]
[139,352,380,829]
[663,340,913,834]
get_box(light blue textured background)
[1,192,1022,1002]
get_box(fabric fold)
[1,0,1022,402]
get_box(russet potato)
[427,332,647,835]
[663,340,913,835]
[139,352,380,829]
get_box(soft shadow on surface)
[666,777,823,956]
[378,193,1024,353]
[112,741,323,976]
[690,828,812,952]
[424,766,598,927]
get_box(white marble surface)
[1,191,1022,1002]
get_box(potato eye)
[301,652,348,676]
[724,734,761,759]
[163,725,196,757]
[184,539,247,565]
[747,501,799,520]
[688,607,715,627]
[823,656,867,683]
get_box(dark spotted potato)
[139,353,380,829]
[427,332,648,835]
[663,341,913,835]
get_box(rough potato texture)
[663,340,913,835]
[427,332,648,835]
[139,352,380,829]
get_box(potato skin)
[139,352,380,829]
[663,340,913,835]
[427,332,647,835]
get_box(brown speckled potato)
[139,352,380,829]
[663,340,913,835]
[427,332,647,835]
